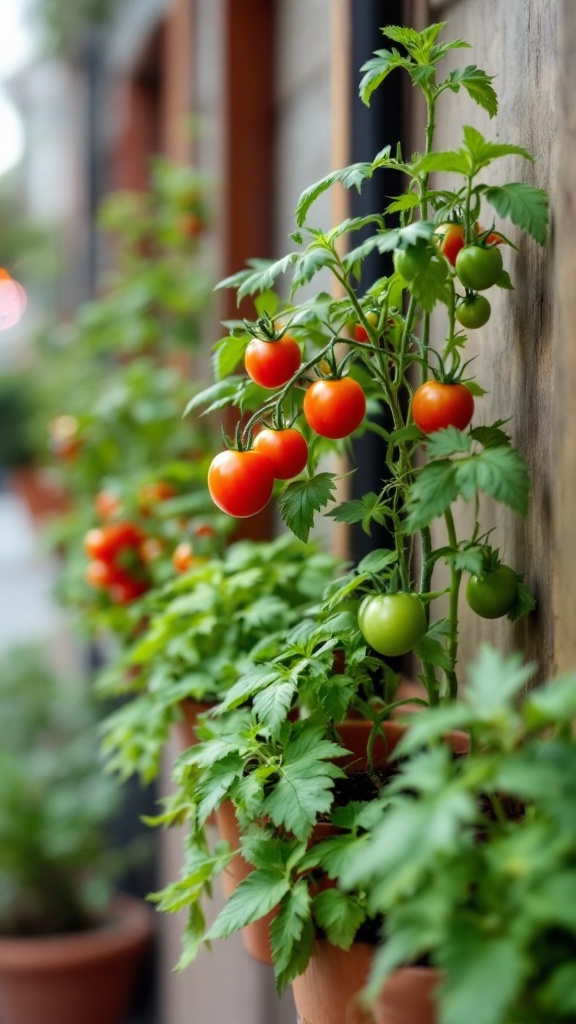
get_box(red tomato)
[244,335,302,389]
[208,449,275,518]
[84,528,116,562]
[84,522,143,562]
[109,575,149,605]
[434,222,481,265]
[252,427,308,480]
[303,377,366,439]
[412,381,474,434]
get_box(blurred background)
[0,2,400,1022]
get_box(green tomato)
[393,248,422,282]
[358,593,427,657]
[455,294,491,329]
[466,565,518,619]
[455,244,503,291]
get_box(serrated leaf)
[385,192,420,215]
[359,49,412,106]
[443,66,498,118]
[464,645,534,717]
[278,473,337,543]
[212,335,247,380]
[326,493,389,536]
[271,883,315,991]
[405,461,460,532]
[415,632,451,671]
[411,150,472,178]
[455,446,530,514]
[470,422,511,448]
[312,889,366,949]
[253,680,297,733]
[296,163,375,227]
[291,244,338,293]
[218,666,282,713]
[206,869,290,940]
[462,125,534,176]
[507,576,536,622]
[262,724,345,840]
[483,183,549,246]
[341,235,386,276]
[423,427,472,458]
[495,268,514,290]
[403,255,449,314]
[183,377,243,417]
[378,221,436,253]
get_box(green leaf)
[326,493,389,536]
[507,576,536,622]
[402,255,448,314]
[464,645,534,717]
[462,125,534,176]
[262,724,345,840]
[495,268,514,290]
[359,49,412,106]
[439,928,529,1024]
[483,183,549,245]
[254,290,279,317]
[385,192,420,215]
[422,427,472,459]
[212,335,247,380]
[358,548,398,574]
[183,377,242,417]
[442,66,498,118]
[253,680,297,734]
[415,620,452,671]
[278,473,338,543]
[312,889,366,949]
[270,883,315,992]
[206,868,291,940]
[455,445,530,514]
[410,150,472,178]
[405,460,460,532]
[291,244,338,293]
[295,164,375,227]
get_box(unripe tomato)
[412,381,474,434]
[354,310,379,342]
[455,244,503,291]
[244,335,302,389]
[208,449,275,518]
[253,427,308,479]
[358,593,427,657]
[466,565,518,619]
[303,377,366,439]
[455,294,491,329]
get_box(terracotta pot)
[334,720,406,772]
[215,800,274,965]
[292,940,374,1024]
[174,698,215,750]
[373,966,441,1024]
[0,893,153,1024]
[9,467,71,526]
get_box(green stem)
[444,506,461,699]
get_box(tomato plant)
[455,293,491,329]
[358,593,427,657]
[253,427,308,479]
[207,449,275,517]
[412,381,474,434]
[303,377,366,439]
[455,244,503,291]
[244,335,302,389]
[466,564,518,619]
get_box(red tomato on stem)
[244,335,302,389]
[412,381,474,434]
[253,427,308,480]
[303,377,366,439]
[208,449,275,518]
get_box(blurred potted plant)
[0,645,153,1024]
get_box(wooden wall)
[406,0,558,681]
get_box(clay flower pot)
[292,940,374,1024]
[0,894,153,1024]
[373,966,441,1024]
[174,698,215,750]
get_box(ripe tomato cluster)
[84,520,151,605]
[207,323,368,520]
